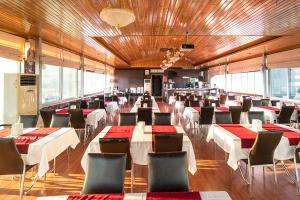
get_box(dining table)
[81,125,197,175]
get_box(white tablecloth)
[168,96,176,104]
[86,109,106,128]
[81,125,197,175]
[175,101,185,113]
[130,96,160,113]
[106,102,119,115]
[118,96,128,105]
[207,124,299,170]
[37,191,232,200]
[250,107,277,123]
[15,128,80,177]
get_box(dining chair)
[199,106,214,125]
[219,94,227,105]
[50,114,70,127]
[80,100,88,109]
[215,112,233,124]
[242,99,252,113]
[252,99,262,107]
[154,134,183,153]
[276,106,295,124]
[99,138,134,191]
[209,99,220,107]
[184,99,190,107]
[190,100,200,107]
[119,113,136,126]
[293,142,300,195]
[82,153,126,194]
[261,98,270,106]
[228,95,236,101]
[154,113,171,125]
[229,106,242,124]
[88,102,100,109]
[248,111,265,124]
[68,109,88,143]
[137,108,152,125]
[239,131,283,191]
[179,95,186,101]
[19,115,38,128]
[68,101,81,109]
[40,109,56,128]
[148,152,189,192]
[111,95,119,102]
[0,138,36,199]
[271,100,280,107]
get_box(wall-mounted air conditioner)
[3,74,39,124]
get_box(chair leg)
[294,160,300,195]
[19,172,25,200]
[131,164,134,193]
[248,165,253,194]
[273,161,278,185]
[53,158,56,174]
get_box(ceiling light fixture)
[100,6,135,29]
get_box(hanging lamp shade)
[100,7,135,28]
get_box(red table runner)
[192,107,201,112]
[56,108,95,118]
[104,126,135,141]
[218,124,257,148]
[215,107,229,112]
[146,192,201,200]
[15,128,59,154]
[152,125,177,150]
[67,194,124,200]
[0,128,10,137]
[262,124,300,145]
[256,106,280,112]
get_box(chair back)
[248,111,265,124]
[209,99,220,107]
[261,98,270,106]
[215,112,232,124]
[80,100,88,109]
[99,100,105,109]
[148,152,189,192]
[119,113,136,125]
[228,95,235,101]
[184,99,190,107]
[154,113,171,125]
[249,131,283,166]
[271,100,280,107]
[154,134,183,153]
[190,100,200,107]
[277,106,295,124]
[141,100,152,108]
[0,138,24,175]
[294,142,300,163]
[252,99,262,107]
[137,108,152,125]
[203,99,210,107]
[242,99,252,112]
[111,95,119,102]
[219,94,227,105]
[82,153,126,194]
[199,106,214,125]
[88,102,100,109]
[50,114,70,127]
[179,95,186,101]
[229,106,242,124]
[40,109,55,127]
[68,101,80,109]
[19,115,37,128]
[99,138,132,170]
[68,109,85,129]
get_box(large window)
[62,67,77,99]
[270,68,288,98]
[290,68,300,100]
[210,74,225,89]
[42,65,60,103]
[84,71,106,95]
[0,57,19,124]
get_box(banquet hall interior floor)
[0,100,299,200]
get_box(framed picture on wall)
[145,69,150,75]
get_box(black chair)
[184,99,190,107]
[203,99,210,107]
[248,111,265,124]
[199,106,214,125]
[19,115,38,128]
[82,153,126,194]
[154,134,183,153]
[154,113,171,125]
[242,99,252,112]
[80,100,88,109]
[293,142,300,194]
[68,109,88,142]
[209,99,220,107]
[240,131,283,187]
[106,96,113,102]
[219,94,227,105]
[137,108,152,125]
[99,100,105,109]
[0,138,35,199]
[228,95,236,101]
[229,106,242,124]
[271,100,280,107]
[111,95,119,102]
[277,106,295,124]
[68,101,80,109]
[99,138,134,190]
[50,114,70,127]
[88,102,100,109]
[179,95,186,101]
[252,99,262,107]
[148,152,189,192]
[119,113,136,125]
[261,98,270,106]
[141,100,152,108]
[40,109,56,128]
[215,112,233,124]
[190,100,200,107]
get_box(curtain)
[267,48,300,68]
[0,31,25,61]
[228,57,262,74]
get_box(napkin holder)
[252,119,262,132]
[11,123,23,136]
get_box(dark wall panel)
[114,69,144,91]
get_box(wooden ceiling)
[0,0,299,68]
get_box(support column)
[262,53,269,98]
[34,37,43,108]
